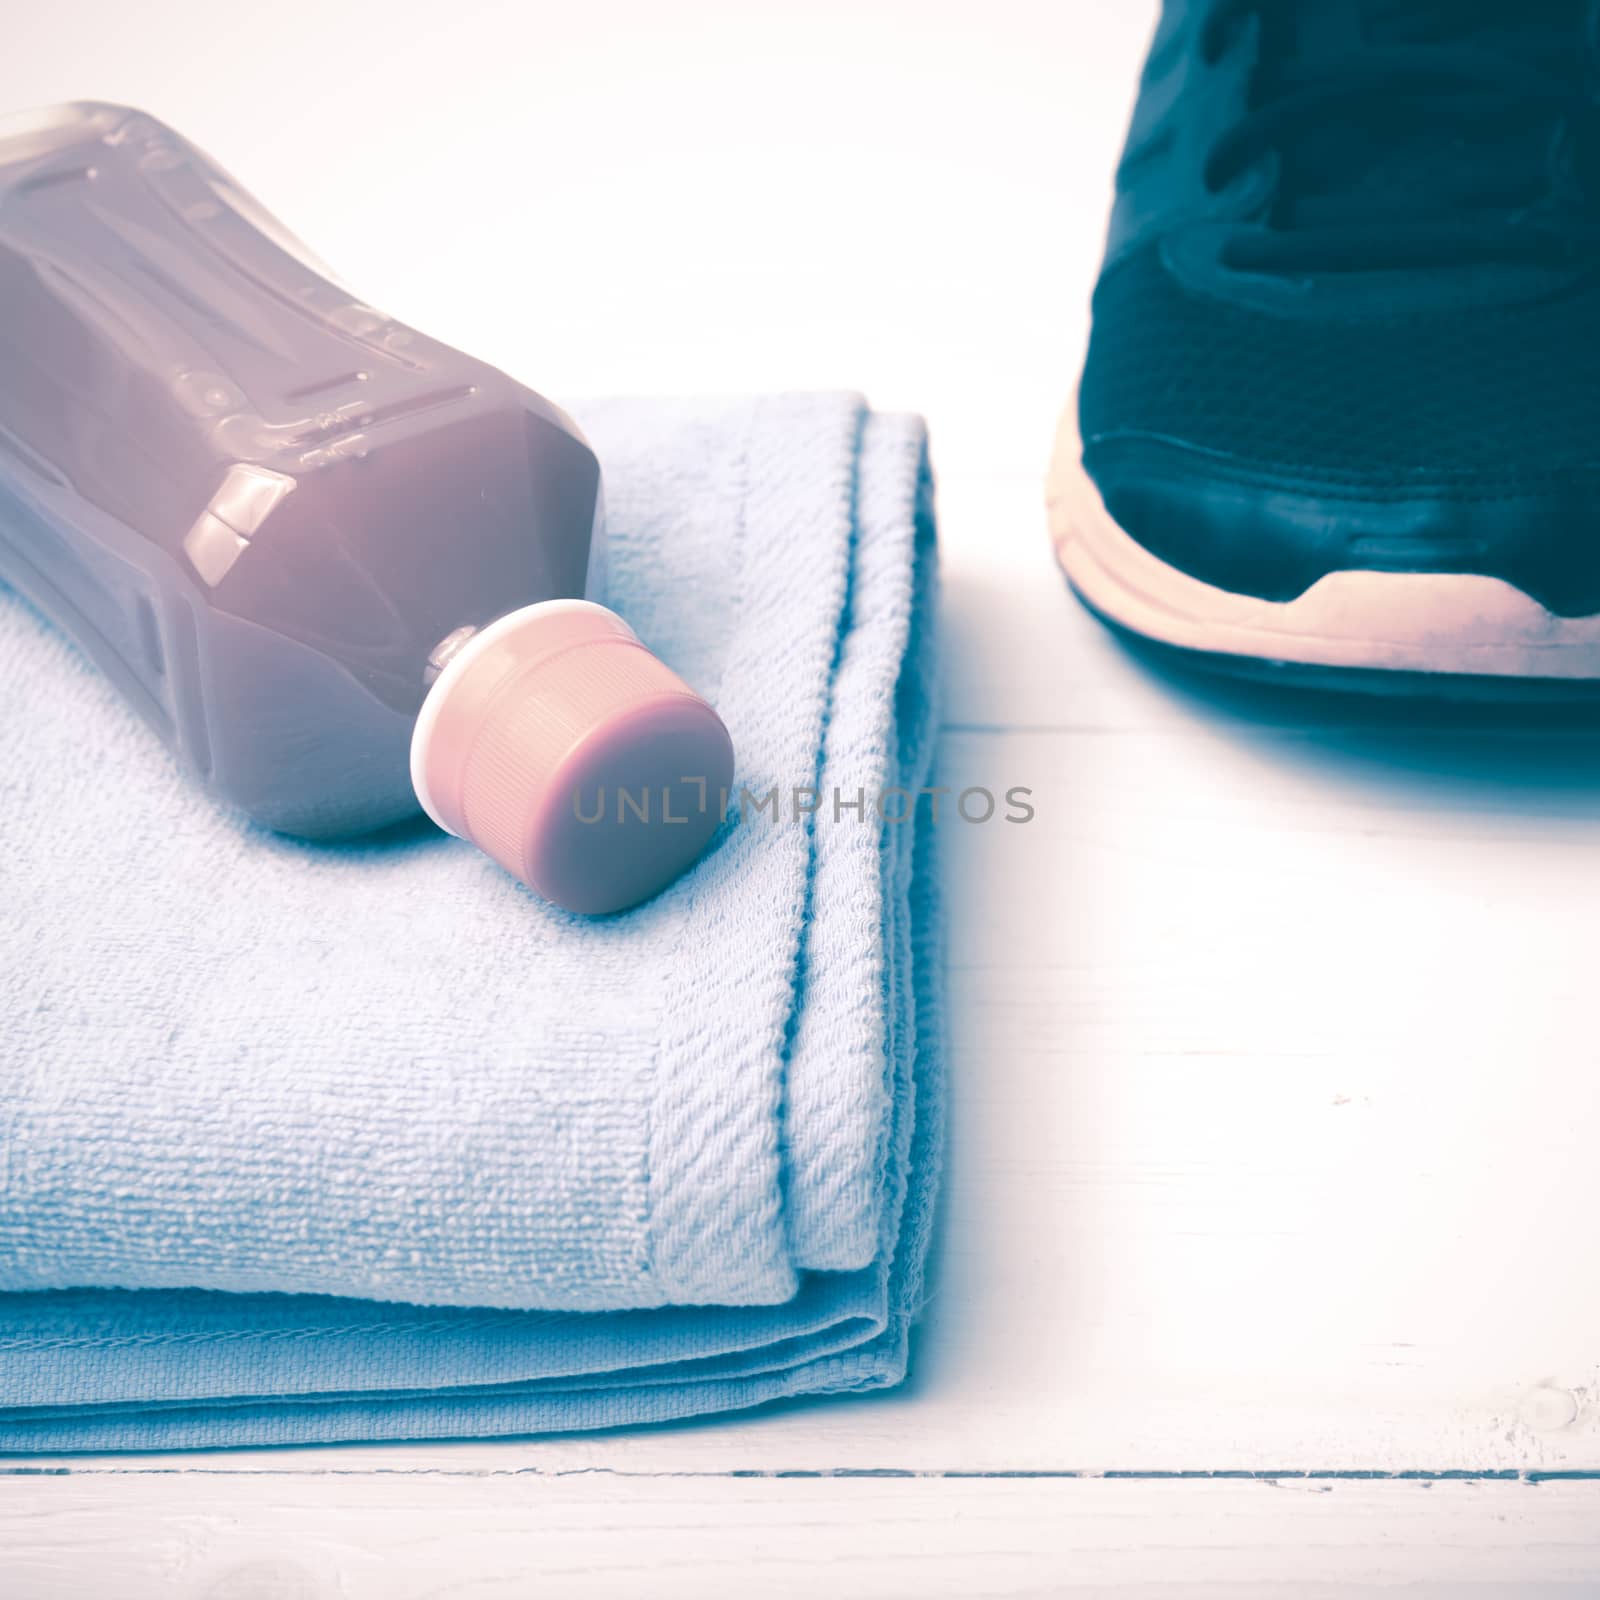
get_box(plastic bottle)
[0,103,732,914]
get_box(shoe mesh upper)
[1080,246,1600,487]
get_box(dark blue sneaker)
[1050,0,1600,696]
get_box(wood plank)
[4,1475,1599,1599]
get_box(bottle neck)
[410,599,631,833]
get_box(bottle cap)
[410,601,733,914]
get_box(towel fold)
[0,393,943,1450]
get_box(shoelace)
[1200,0,1600,270]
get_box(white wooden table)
[6,3,1600,1593]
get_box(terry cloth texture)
[0,392,943,1451]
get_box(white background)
[6,2,1600,1594]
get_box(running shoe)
[1050,0,1600,695]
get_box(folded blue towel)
[0,393,943,1450]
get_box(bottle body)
[0,103,602,838]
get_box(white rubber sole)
[1047,404,1600,686]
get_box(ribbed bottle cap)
[411,601,733,914]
